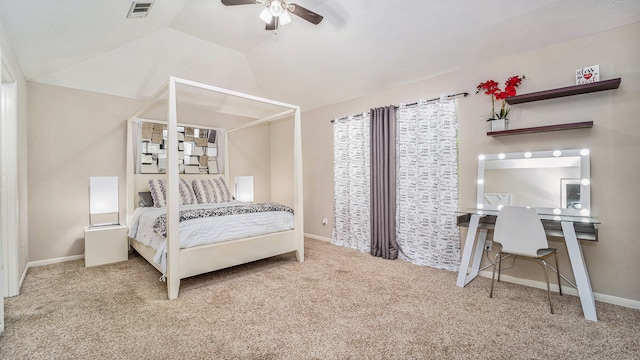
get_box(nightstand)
[84,224,128,267]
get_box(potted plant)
[476,75,525,131]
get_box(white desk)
[456,209,599,322]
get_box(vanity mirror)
[476,149,591,216]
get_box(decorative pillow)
[148,179,167,208]
[215,177,233,202]
[192,179,219,204]
[192,177,233,204]
[147,179,197,208]
[138,191,154,207]
[178,178,198,205]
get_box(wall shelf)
[487,121,593,137]
[506,78,621,105]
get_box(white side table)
[84,224,128,267]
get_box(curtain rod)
[330,92,469,123]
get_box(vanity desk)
[458,149,600,321]
[456,209,599,321]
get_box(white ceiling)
[1,0,639,115]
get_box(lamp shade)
[234,176,254,202]
[269,0,283,17]
[279,10,292,25]
[259,7,272,23]
[89,176,119,226]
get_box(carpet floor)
[1,238,639,359]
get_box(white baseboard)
[18,265,28,293]
[10,254,85,297]
[478,270,640,310]
[304,233,332,242]
[28,254,84,268]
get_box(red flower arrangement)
[476,75,525,120]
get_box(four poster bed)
[125,77,304,300]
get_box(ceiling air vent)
[127,2,154,18]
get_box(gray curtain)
[370,106,398,260]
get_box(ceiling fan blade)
[221,0,257,6]
[288,3,323,25]
[266,16,278,31]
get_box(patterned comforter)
[152,202,294,237]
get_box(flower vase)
[490,119,507,132]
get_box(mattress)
[128,201,295,268]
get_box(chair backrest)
[493,206,549,257]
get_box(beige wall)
[270,117,294,208]
[300,23,640,302]
[28,84,138,261]
[0,16,29,280]
[27,83,272,261]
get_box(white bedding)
[128,201,295,269]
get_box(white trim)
[1,50,20,301]
[28,254,85,268]
[478,270,640,310]
[304,233,331,242]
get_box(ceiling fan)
[221,0,323,32]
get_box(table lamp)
[89,176,119,227]
[234,176,254,202]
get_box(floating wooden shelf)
[506,78,621,105]
[487,121,593,137]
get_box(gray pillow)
[138,191,154,207]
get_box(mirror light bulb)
[553,208,562,215]
[553,150,562,157]
[477,203,484,209]
[477,179,484,185]
[580,149,590,156]
[524,152,532,158]
[478,154,485,160]
[581,179,590,186]
[498,153,506,159]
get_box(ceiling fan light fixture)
[269,0,284,17]
[279,10,292,25]
[259,7,273,23]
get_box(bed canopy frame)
[125,77,304,299]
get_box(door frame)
[1,48,20,333]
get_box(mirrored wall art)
[139,121,222,174]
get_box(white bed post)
[125,120,134,226]
[166,77,181,299]
[224,131,230,185]
[293,107,304,262]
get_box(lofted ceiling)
[0,0,639,116]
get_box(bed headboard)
[133,173,227,202]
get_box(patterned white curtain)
[332,113,371,253]
[396,98,461,271]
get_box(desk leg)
[561,221,597,322]
[469,229,488,280]
[457,214,486,287]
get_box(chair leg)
[540,259,554,314]
[554,251,562,296]
[497,250,502,282]
[490,251,500,298]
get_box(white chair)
[489,206,562,313]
